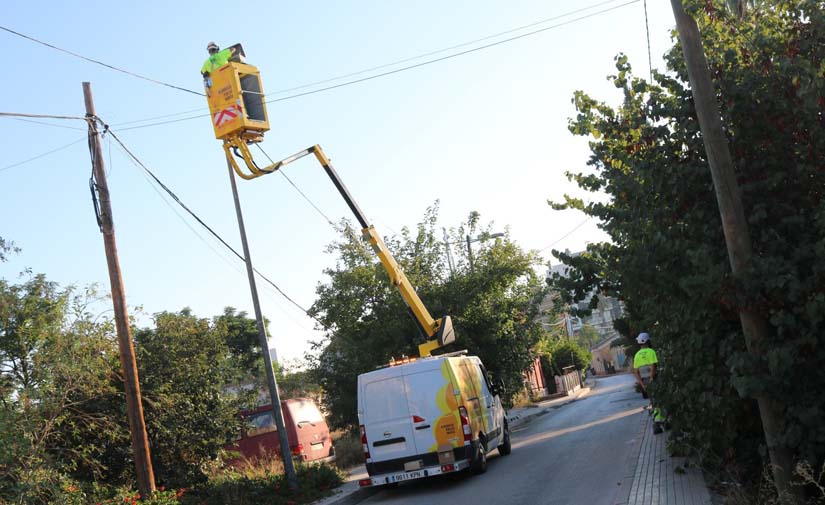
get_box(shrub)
[331,431,363,470]
[181,463,343,505]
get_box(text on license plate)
[389,470,423,483]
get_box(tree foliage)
[308,204,549,427]
[0,276,127,501]
[135,309,249,487]
[538,339,591,378]
[0,237,19,263]
[550,0,825,487]
[0,272,271,500]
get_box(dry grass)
[331,430,364,470]
[714,460,825,505]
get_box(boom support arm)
[311,146,455,357]
[224,143,454,356]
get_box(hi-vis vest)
[634,348,658,379]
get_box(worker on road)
[201,42,235,89]
[633,332,667,434]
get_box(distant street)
[359,374,647,505]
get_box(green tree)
[537,338,590,378]
[551,0,825,492]
[0,277,126,502]
[576,324,601,349]
[308,204,548,426]
[274,361,322,403]
[213,307,270,395]
[0,237,19,263]
[135,309,242,487]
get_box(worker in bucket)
[632,332,667,434]
[201,42,235,90]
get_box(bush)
[181,463,343,505]
[541,340,590,377]
[331,431,364,470]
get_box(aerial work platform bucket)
[206,60,269,143]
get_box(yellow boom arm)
[225,144,455,356]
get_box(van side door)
[476,363,503,446]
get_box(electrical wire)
[107,138,321,338]
[254,144,337,227]
[540,217,593,252]
[110,0,640,132]
[103,124,327,328]
[254,144,378,260]
[6,117,87,131]
[0,25,204,97]
[107,136,249,276]
[643,0,653,81]
[266,0,633,96]
[0,111,88,121]
[0,137,86,173]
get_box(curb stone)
[319,486,379,505]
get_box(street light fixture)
[466,232,504,272]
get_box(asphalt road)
[358,374,648,505]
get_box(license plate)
[311,442,324,451]
[388,470,424,483]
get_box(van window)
[363,376,409,422]
[477,364,494,395]
[246,410,277,437]
[287,400,324,427]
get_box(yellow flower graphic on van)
[428,361,461,452]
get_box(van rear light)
[360,425,371,461]
[358,478,372,487]
[441,464,455,472]
[291,444,304,456]
[458,406,472,444]
[412,415,425,423]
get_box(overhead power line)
[540,217,593,252]
[112,0,640,132]
[0,25,204,97]
[0,111,88,121]
[0,137,86,173]
[103,124,326,328]
[7,117,87,131]
[266,0,633,97]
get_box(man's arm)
[633,367,644,388]
[649,363,657,381]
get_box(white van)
[356,352,510,487]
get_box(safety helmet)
[636,332,650,344]
[206,42,219,52]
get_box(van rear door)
[361,374,419,461]
[403,367,450,455]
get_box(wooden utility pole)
[83,82,156,497]
[225,158,298,489]
[668,3,798,501]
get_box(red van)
[227,398,335,464]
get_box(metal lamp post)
[466,232,504,272]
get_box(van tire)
[498,423,512,456]
[471,439,487,474]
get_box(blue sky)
[0,1,675,362]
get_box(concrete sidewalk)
[617,409,713,505]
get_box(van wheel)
[498,423,512,456]
[471,440,487,474]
